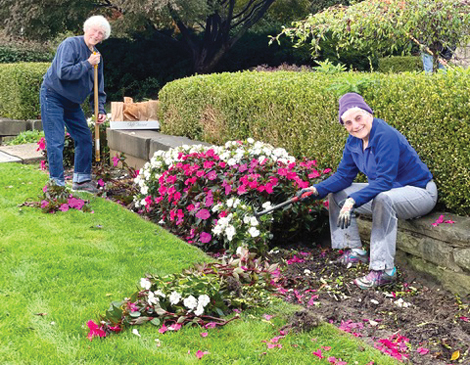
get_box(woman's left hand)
[96,113,106,124]
[337,197,356,229]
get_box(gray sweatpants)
[328,181,438,270]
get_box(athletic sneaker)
[72,180,99,194]
[335,249,369,267]
[354,269,396,290]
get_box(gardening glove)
[295,187,319,203]
[337,197,356,229]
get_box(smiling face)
[341,108,374,141]
[84,26,106,48]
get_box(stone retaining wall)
[108,129,470,296]
[0,118,42,143]
[357,213,470,296]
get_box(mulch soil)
[94,167,470,364]
[267,243,470,365]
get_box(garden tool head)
[253,190,315,217]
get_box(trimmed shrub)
[0,62,49,119]
[159,69,470,215]
[378,56,423,73]
[0,45,54,63]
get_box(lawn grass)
[0,163,399,365]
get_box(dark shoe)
[335,249,369,267]
[354,270,396,290]
[72,180,99,194]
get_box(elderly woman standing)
[297,93,437,289]
[40,15,111,193]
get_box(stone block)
[106,129,153,161]
[454,248,470,272]
[357,216,461,272]
[0,119,29,136]
[28,120,42,131]
[405,255,470,296]
[148,133,210,159]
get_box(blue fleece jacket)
[42,36,106,114]
[314,118,433,207]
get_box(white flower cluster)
[86,113,111,127]
[183,294,211,316]
[133,139,295,206]
[212,213,236,241]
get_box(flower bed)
[133,139,331,253]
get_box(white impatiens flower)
[169,291,182,305]
[183,295,198,310]
[148,291,160,305]
[198,294,210,307]
[194,304,204,316]
[140,278,152,290]
[243,215,251,224]
[227,158,237,166]
[155,290,166,298]
[226,225,236,241]
[247,137,254,144]
[141,185,149,195]
[258,156,266,164]
[262,201,272,209]
[248,227,260,238]
[132,329,141,337]
[226,198,234,208]
[250,217,259,226]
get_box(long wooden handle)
[93,52,100,162]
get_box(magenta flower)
[200,332,208,338]
[204,322,217,329]
[195,350,209,359]
[87,320,106,341]
[37,137,46,151]
[308,170,320,179]
[199,232,212,243]
[169,323,182,331]
[40,160,47,171]
[203,160,215,169]
[42,185,48,193]
[195,209,210,220]
[112,155,120,167]
[237,185,247,195]
[59,204,69,212]
[323,168,332,174]
[97,179,105,187]
[40,200,49,209]
[68,197,85,210]
[312,349,323,359]
[207,170,217,180]
[417,347,429,355]
[263,314,273,320]
[158,324,168,334]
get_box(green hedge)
[0,63,49,119]
[378,56,423,73]
[159,69,470,215]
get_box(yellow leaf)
[451,350,460,361]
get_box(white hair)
[83,15,111,40]
[341,107,373,122]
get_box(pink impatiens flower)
[59,203,69,212]
[87,320,106,341]
[417,347,429,355]
[112,155,120,167]
[312,349,323,359]
[200,332,208,338]
[199,232,212,244]
[195,209,210,220]
[195,350,209,359]
[158,324,168,334]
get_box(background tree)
[275,0,470,71]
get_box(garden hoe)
[254,190,316,217]
[93,52,100,163]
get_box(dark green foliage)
[98,35,192,102]
[159,69,470,215]
[378,56,423,73]
[0,62,49,119]
[0,45,54,63]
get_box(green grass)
[0,163,399,365]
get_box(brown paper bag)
[147,100,160,121]
[110,102,123,121]
[123,103,140,121]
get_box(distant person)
[40,15,110,193]
[296,93,437,289]
[421,44,455,74]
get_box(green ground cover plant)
[0,162,398,364]
[4,130,45,146]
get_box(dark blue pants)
[40,86,92,186]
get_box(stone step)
[0,143,43,164]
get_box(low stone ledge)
[0,118,42,136]
[357,212,470,296]
[107,129,209,169]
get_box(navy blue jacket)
[314,118,433,207]
[42,36,106,114]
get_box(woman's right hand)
[87,53,101,66]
